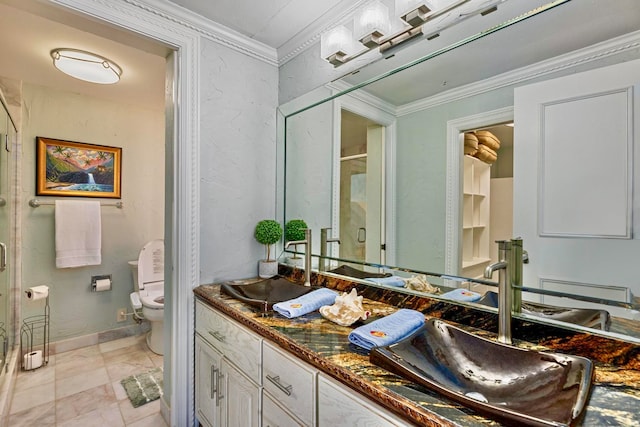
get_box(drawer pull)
[208,330,226,342]
[210,366,218,399]
[266,374,292,396]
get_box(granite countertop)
[194,271,640,426]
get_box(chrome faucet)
[483,238,528,345]
[319,228,340,271]
[484,240,512,344]
[285,228,312,286]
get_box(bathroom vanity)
[194,268,640,426]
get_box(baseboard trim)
[50,323,150,355]
[160,395,171,426]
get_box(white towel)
[55,200,102,268]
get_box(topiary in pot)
[285,219,308,262]
[255,219,283,278]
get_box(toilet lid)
[141,294,164,309]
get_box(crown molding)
[128,0,278,66]
[277,0,370,67]
[397,30,640,116]
[328,80,398,116]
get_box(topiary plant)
[285,219,307,259]
[254,219,282,261]
[285,219,308,242]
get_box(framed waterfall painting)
[36,137,122,198]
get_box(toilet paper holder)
[91,274,112,292]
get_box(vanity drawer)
[263,341,317,426]
[195,300,261,383]
[263,391,305,427]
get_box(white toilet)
[129,239,164,355]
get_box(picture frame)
[36,136,122,198]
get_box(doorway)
[2,1,200,425]
[339,109,386,265]
[445,107,514,278]
[460,123,514,281]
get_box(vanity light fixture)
[50,48,122,84]
[321,0,498,67]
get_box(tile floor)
[8,334,167,427]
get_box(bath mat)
[120,367,163,408]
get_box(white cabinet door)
[219,358,260,427]
[514,59,640,313]
[196,335,223,427]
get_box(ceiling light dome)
[51,48,122,84]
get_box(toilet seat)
[141,293,164,309]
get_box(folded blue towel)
[273,288,338,318]
[441,288,481,302]
[365,276,406,287]
[348,309,425,350]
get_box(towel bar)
[29,198,123,209]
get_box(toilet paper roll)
[24,350,43,370]
[95,278,111,292]
[25,285,49,301]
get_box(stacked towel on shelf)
[474,130,500,164]
[348,309,425,350]
[440,288,482,302]
[365,276,406,287]
[475,144,498,164]
[273,288,338,318]
[465,130,501,164]
[475,130,501,151]
[464,132,479,156]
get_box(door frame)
[445,106,513,275]
[52,0,200,425]
[333,96,397,265]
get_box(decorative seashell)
[404,274,440,294]
[319,288,370,327]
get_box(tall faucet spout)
[319,228,340,271]
[285,229,312,286]
[485,240,512,345]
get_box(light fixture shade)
[395,0,430,17]
[354,1,390,45]
[320,26,355,64]
[51,49,122,84]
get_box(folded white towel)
[55,200,102,268]
[348,309,425,350]
[273,288,338,318]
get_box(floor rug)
[120,367,163,408]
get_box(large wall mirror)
[281,0,640,343]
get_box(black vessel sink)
[328,265,391,279]
[477,291,611,330]
[370,318,594,427]
[221,276,318,311]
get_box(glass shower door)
[0,102,13,374]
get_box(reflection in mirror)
[282,0,640,342]
[339,110,385,265]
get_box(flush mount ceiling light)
[50,48,122,84]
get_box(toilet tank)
[128,260,139,291]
